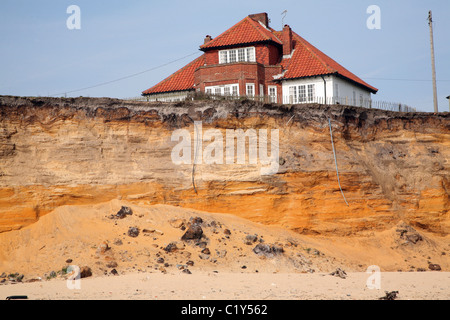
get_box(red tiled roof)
[142,55,205,95]
[280,31,378,93]
[200,16,282,50]
[143,15,377,95]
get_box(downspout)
[320,75,327,105]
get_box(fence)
[124,93,418,113]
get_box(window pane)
[238,48,245,62]
[232,85,238,96]
[307,84,315,102]
[229,50,237,63]
[215,87,221,96]
[219,51,227,64]
[246,84,254,97]
[247,47,255,62]
[299,85,306,102]
[289,86,297,104]
[269,87,276,103]
[224,86,231,96]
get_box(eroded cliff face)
[0,96,449,235]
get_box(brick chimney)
[249,12,269,27]
[204,35,212,45]
[282,25,293,56]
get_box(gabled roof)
[200,16,282,50]
[277,31,378,93]
[143,14,378,95]
[142,55,205,95]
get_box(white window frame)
[288,84,316,104]
[307,84,315,102]
[246,83,255,97]
[268,86,277,103]
[219,47,256,64]
[205,84,239,97]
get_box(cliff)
[0,95,449,237]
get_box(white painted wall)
[146,91,191,102]
[281,75,373,107]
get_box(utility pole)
[428,10,438,113]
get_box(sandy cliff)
[0,96,448,237]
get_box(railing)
[125,93,418,112]
[281,95,417,112]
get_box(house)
[142,12,378,106]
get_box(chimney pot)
[249,12,269,27]
[282,25,293,56]
[204,35,212,44]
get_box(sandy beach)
[1,271,448,300]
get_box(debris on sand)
[128,227,140,238]
[80,266,92,278]
[252,243,284,258]
[330,268,347,279]
[428,263,441,271]
[379,291,399,300]
[396,222,423,245]
[181,218,204,241]
[109,206,133,219]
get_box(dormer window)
[219,47,256,64]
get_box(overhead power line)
[49,51,201,97]
[364,77,450,83]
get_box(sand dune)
[0,200,448,299]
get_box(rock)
[253,243,284,258]
[164,242,178,253]
[110,269,118,276]
[96,241,111,254]
[16,274,24,282]
[199,253,210,260]
[201,248,211,255]
[216,249,227,258]
[224,229,231,235]
[106,261,118,268]
[244,234,258,245]
[181,224,203,241]
[169,218,186,229]
[80,266,92,278]
[330,268,347,279]
[156,257,165,264]
[186,260,194,267]
[379,291,399,300]
[142,228,164,236]
[0,272,7,278]
[49,271,57,279]
[189,217,203,225]
[113,238,123,246]
[428,263,441,271]
[128,227,139,238]
[65,259,73,264]
[182,269,192,274]
[159,266,167,274]
[396,222,423,244]
[116,206,133,219]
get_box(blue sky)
[0,0,449,112]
